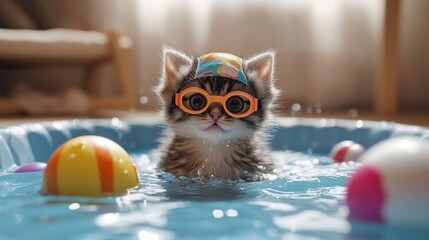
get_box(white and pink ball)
[346,136,429,226]
[330,140,365,163]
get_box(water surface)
[0,150,427,240]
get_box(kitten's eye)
[189,94,207,110]
[226,96,245,114]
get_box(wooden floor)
[1,109,429,127]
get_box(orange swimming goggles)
[175,87,258,118]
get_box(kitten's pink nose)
[210,106,222,122]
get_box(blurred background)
[0,0,428,125]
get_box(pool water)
[1,149,428,240]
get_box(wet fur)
[155,48,279,180]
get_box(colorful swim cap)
[195,53,248,85]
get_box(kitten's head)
[155,47,279,142]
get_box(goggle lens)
[188,93,207,110]
[226,96,247,114]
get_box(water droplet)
[68,153,77,160]
[68,203,80,211]
[119,158,124,164]
[226,144,229,148]
[316,103,322,114]
[226,209,238,217]
[139,96,149,105]
[111,117,120,126]
[212,209,224,218]
[81,144,87,151]
[83,205,98,212]
[347,108,359,118]
[291,103,301,116]
[123,169,129,174]
[356,120,364,128]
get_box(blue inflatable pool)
[0,117,428,240]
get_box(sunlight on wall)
[187,0,213,50]
[136,0,380,52]
[134,0,383,110]
[310,0,341,52]
[136,0,170,36]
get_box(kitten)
[155,47,279,180]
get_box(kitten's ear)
[244,51,275,85]
[156,47,193,105]
[245,51,279,105]
[163,47,193,83]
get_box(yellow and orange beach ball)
[42,135,139,197]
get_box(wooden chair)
[0,28,136,115]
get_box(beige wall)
[1,0,428,113]
[133,0,383,111]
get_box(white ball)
[330,140,365,163]
[347,136,429,226]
